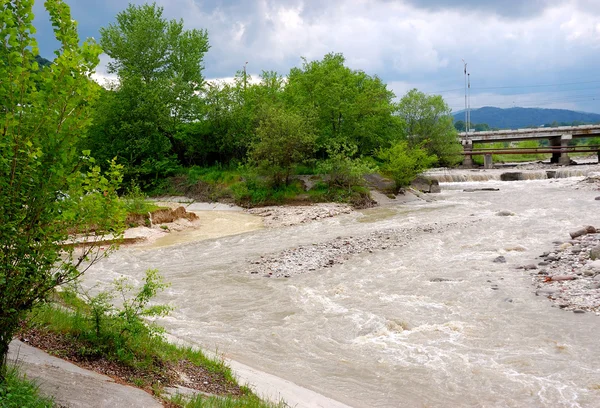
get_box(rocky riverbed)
[529,228,600,315]
[246,203,354,228]
[246,220,470,278]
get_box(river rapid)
[83,172,600,408]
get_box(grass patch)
[17,279,274,408]
[170,393,283,408]
[0,366,54,408]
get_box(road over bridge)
[459,124,600,168]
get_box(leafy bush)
[378,141,437,188]
[60,269,172,363]
[316,143,375,191]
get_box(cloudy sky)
[33,0,600,113]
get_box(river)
[83,170,600,408]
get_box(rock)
[573,309,586,314]
[590,245,600,260]
[546,170,557,179]
[588,260,600,271]
[559,243,573,251]
[410,176,440,193]
[538,261,549,266]
[8,340,163,408]
[496,210,515,217]
[430,277,451,282]
[521,264,538,270]
[493,256,506,263]
[500,172,524,181]
[571,246,582,254]
[548,275,577,281]
[595,196,600,201]
[583,269,595,277]
[569,226,597,239]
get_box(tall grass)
[0,366,54,408]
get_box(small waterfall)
[425,166,599,183]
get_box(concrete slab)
[7,340,162,408]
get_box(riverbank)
[24,169,600,408]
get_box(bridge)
[458,124,600,168]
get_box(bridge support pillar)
[462,139,473,168]
[550,137,560,164]
[483,153,493,169]
[559,134,572,165]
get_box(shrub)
[378,141,437,188]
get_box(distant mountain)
[453,107,600,130]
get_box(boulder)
[500,172,524,181]
[587,260,600,271]
[569,225,597,239]
[410,176,440,194]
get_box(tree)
[86,2,210,184]
[397,89,463,167]
[249,108,316,186]
[0,0,125,376]
[284,53,403,157]
[454,120,465,132]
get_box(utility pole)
[462,59,467,133]
[467,72,471,133]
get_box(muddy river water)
[83,171,600,407]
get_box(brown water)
[83,176,600,408]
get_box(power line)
[428,79,600,95]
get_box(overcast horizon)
[33,0,600,114]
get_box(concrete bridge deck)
[458,124,600,168]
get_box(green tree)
[454,120,465,132]
[249,108,316,186]
[0,0,125,376]
[86,2,210,184]
[284,53,403,157]
[397,89,462,167]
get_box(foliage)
[397,89,463,167]
[70,269,172,349]
[26,300,237,390]
[249,108,316,186]
[378,142,438,188]
[316,143,376,191]
[84,2,209,185]
[122,183,160,215]
[0,366,54,408]
[284,53,403,156]
[0,0,126,376]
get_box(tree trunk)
[0,317,20,383]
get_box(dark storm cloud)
[396,0,563,18]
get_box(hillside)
[453,107,600,130]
